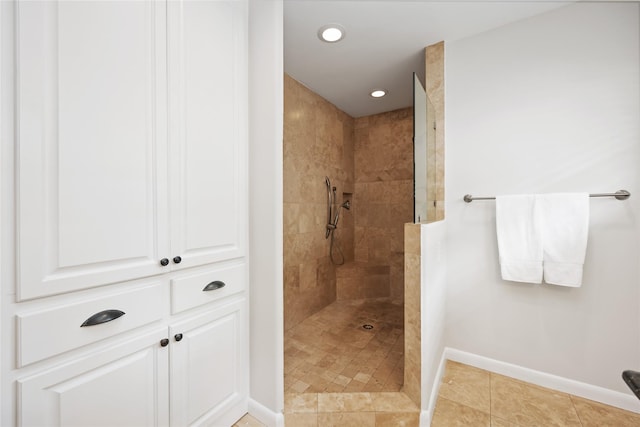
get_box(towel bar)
[463,190,630,203]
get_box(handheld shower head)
[331,200,351,229]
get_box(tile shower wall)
[284,75,414,326]
[283,74,355,331]
[353,109,414,301]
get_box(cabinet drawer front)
[17,282,166,367]
[171,263,245,314]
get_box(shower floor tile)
[284,298,404,393]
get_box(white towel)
[496,195,543,283]
[537,193,589,287]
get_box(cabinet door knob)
[160,258,170,266]
[202,280,226,292]
[160,338,169,347]
[174,333,183,342]
[173,256,182,264]
[80,309,125,327]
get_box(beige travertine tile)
[354,372,372,383]
[290,379,311,393]
[285,74,415,397]
[404,224,421,407]
[431,396,491,427]
[324,382,347,393]
[318,392,374,412]
[424,362,640,426]
[490,416,515,427]
[365,275,391,298]
[333,374,352,387]
[490,373,581,426]
[404,224,421,255]
[374,411,420,426]
[284,392,317,414]
[284,299,403,393]
[343,380,366,393]
[362,379,384,392]
[371,392,419,412]
[317,412,376,427]
[284,74,354,332]
[438,360,491,413]
[233,413,267,427]
[571,395,640,426]
[285,413,318,427]
[336,277,366,300]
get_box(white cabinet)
[170,300,247,427]
[17,0,171,301]
[18,328,170,427]
[167,0,247,273]
[4,0,249,426]
[17,297,248,427]
[16,0,247,301]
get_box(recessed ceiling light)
[318,24,345,43]
[370,89,387,98]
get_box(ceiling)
[284,0,575,118]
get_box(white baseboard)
[420,353,448,426]
[419,410,432,427]
[444,347,640,414]
[248,399,285,427]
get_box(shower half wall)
[284,73,413,331]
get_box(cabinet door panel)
[16,0,169,300]
[18,328,169,427]
[170,299,247,426]
[168,0,247,270]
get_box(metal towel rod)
[463,190,631,203]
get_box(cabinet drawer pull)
[202,280,226,292]
[80,309,125,327]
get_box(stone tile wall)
[353,108,414,302]
[403,223,422,406]
[284,76,416,327]
[283,74,355,331]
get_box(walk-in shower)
[325,176,350,265]
[283,74,410,397]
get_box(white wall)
[420,221,447,424]
[248,0,284,425]
[445,1,640,397]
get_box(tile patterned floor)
[239,297,640,426]
[284,298,404,393]
[235,361,640,426]
[431,360,640,427]
[283,391,420,426]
